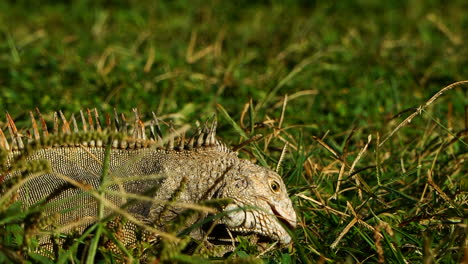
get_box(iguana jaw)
[217,201,296,246]
[268,201,297,231]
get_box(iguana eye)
[270,180,280,193]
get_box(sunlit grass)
[0,0,467,262]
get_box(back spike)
[132,108,140,121]
[105,112,111,130]
[132,108,141,139]
[53,112,59,135]
[149,119,156,141]
[80,110,88,132]
[134,113,146,147]
[0,109,227,152]
[36,108,49,137]
[167,121,175,150]
[71,114,79,133]
[0,127,10,150]
[29,111,40,141]
[187,135,195,150]
[202,120,211,145]
[87,109,94,131]
[120,113,128,134]
[94,108,102,132]
[138,120,146,140]
[59,111,71,134]
[196,128,204,147]
[178,131,186,150]
[114,108,120,132]
[119,114,128,148]
[197,132,205,147]
[25,130,32,142]
[6,112,24,149]
[208,116,217,145]
[151,112,163,140]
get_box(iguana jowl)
[0,109,296,250]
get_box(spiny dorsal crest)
[0,108,228,153]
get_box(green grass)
[0,0,467,263]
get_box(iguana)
[0,108,296,255]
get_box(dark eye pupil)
[272,182,278,191]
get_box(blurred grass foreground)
[0,0,467,263]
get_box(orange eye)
[270,181,280,193]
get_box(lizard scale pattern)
[0,108,296,254]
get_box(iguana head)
[215,160,297,245]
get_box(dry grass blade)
[349,135,372,200]
[256,53,324,111]
[257,241,279,257]
[297,193,349,217]
[330,162,346,201]
[232,134,263,152]
[144,46,155,73]
[380,80,468,146]
[330,129,356,200]
[312,135,340,159]
[330,201,379,249]
[427,170,459,210]
[186,31,214,63]
[239,101,250,130]
[276,143,287,172]
[273,90,318,108]
[278,94,288,134]
[330,218,358,249]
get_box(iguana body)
[0,109,296,253]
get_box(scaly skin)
[0,109,296,252]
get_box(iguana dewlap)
[0,109,296,249]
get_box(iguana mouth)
[267,202,296,231]
[204,202,295,246]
